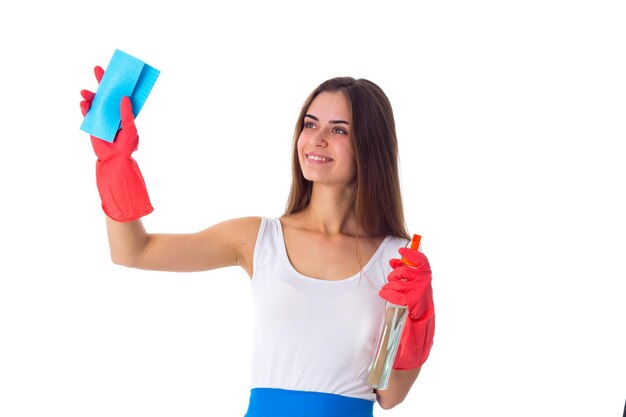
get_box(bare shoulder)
[198,216,262,277]
[201,215,262,249]
[211,216,263,237]
[278,212,305,230]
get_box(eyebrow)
[304,113,350,125]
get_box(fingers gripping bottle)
[366,234,421,390]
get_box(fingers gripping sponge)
[80,49,160,142]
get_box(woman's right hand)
[80,65,153,222]
[80,66,140,162]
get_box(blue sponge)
[80,49,160,142]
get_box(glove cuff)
[392,314,435,370]
[95,157,153,222]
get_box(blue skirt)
[244,388,374,417]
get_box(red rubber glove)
[379,247,435,370]
[80,66,153,222]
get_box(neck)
[297,182,363,236]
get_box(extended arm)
[81,66,260,276]
[105,216,261,276]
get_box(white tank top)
[250,217,408,401]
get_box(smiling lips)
[306,152,334,163]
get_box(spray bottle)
[366,233,421,390]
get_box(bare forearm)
[105,216,149,266]
[375,367,421,410]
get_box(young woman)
[80,68,435,416]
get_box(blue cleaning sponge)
[81,49,160,142]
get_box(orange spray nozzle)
[401,234,421,266]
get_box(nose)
[310,130,328,147]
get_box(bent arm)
[105,216,262,276]
[375,367,421,410]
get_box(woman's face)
[297,91,356,186]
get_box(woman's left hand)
[380,248,433,320]
[379,247,435,370]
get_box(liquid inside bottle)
[365,302,408,390]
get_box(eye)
[303,121,316,129]
[332,126,348,135]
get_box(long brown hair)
[284,77,410,240]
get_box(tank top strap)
[252,217,283,280]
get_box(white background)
[1,1,624,416]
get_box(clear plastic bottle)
[365,302,408,390]
[366,233,421,390]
